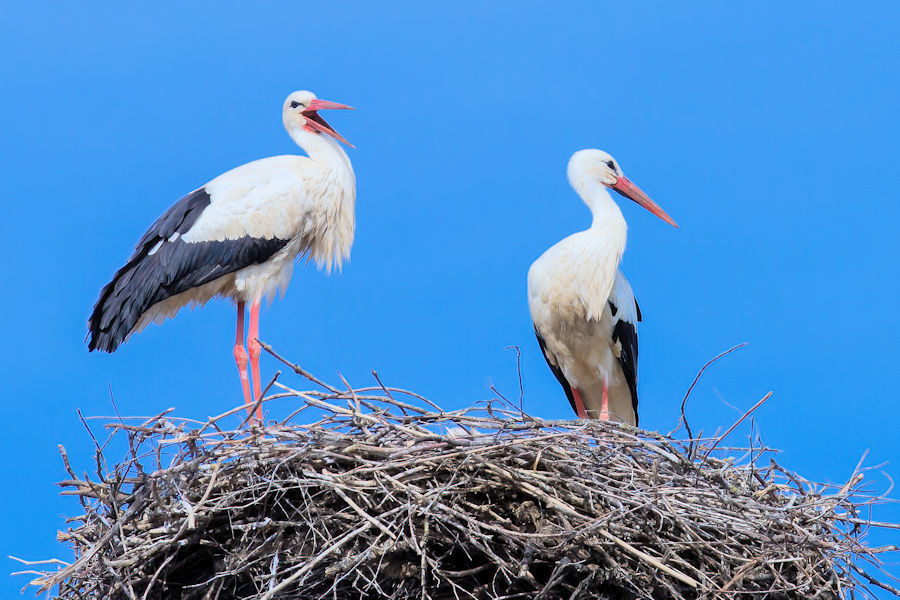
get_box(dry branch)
[22,352,899,599]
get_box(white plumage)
[88,90,356,422]
[138,150,355,330]
[528,149,677,426]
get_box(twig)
[503,345,526,416]
[702,392,774,459]
[670,342,748,456]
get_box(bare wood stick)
[670,342,748,452]
[259,522,373,599]
[596,528,699,588]
[703,392,774,459]
[259,341,339,392]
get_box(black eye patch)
[290,100,303,109]
[606,160,616,170]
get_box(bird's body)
[88,91,355,421]
[105,151,355,345]
[530,263,640,424]
[528,150,676,426]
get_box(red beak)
[302,98,355,148]
[611,176,679,228]
[305,99,355,112]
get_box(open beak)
[611,176,679,228]
[302,98,355,148]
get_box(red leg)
[247,298,264,423]
[233,302,253,413]
[599,379,610,421]
[572,388,588,419]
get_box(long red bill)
[611,176,679,228]
[302,98,355,147]
[306,99,355,111]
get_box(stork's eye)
[606,160,616,170]
[290,100,304,109]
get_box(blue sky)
[2,2,897,596]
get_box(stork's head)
[568,149,678,227]
[282,90,355,147]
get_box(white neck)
[573,179,628,256]
[287,124,354,175]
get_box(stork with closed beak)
[87,90,356,423]
[528,149,677,426]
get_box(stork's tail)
[87,232,293,352]
[87,256,156,352]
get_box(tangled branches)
[21,348,899,599]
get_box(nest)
[21,347,899,599]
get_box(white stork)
[88,90,356,422]
[527,149,677,426]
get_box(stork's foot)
[572,388,589,419]
[599,379,611,421]
[235,300,260,425]
[233,343,253,411]
[247,338,263,423]
[246,299,264,423]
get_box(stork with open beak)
[527,149,677,426]
[87,90,356,423]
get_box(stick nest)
[23,349,899,599]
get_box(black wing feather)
[534,327,577,415]
[87,187,289,352]
[608,299,641,426]
[135,187,211,249]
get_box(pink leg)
[599,379,610,421]
[233,302,253,413]
[247,298,264,423]
[572,388,588,419]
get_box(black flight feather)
[87,187,289,352]
[534,327,577,415]
[608,299,641,426]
